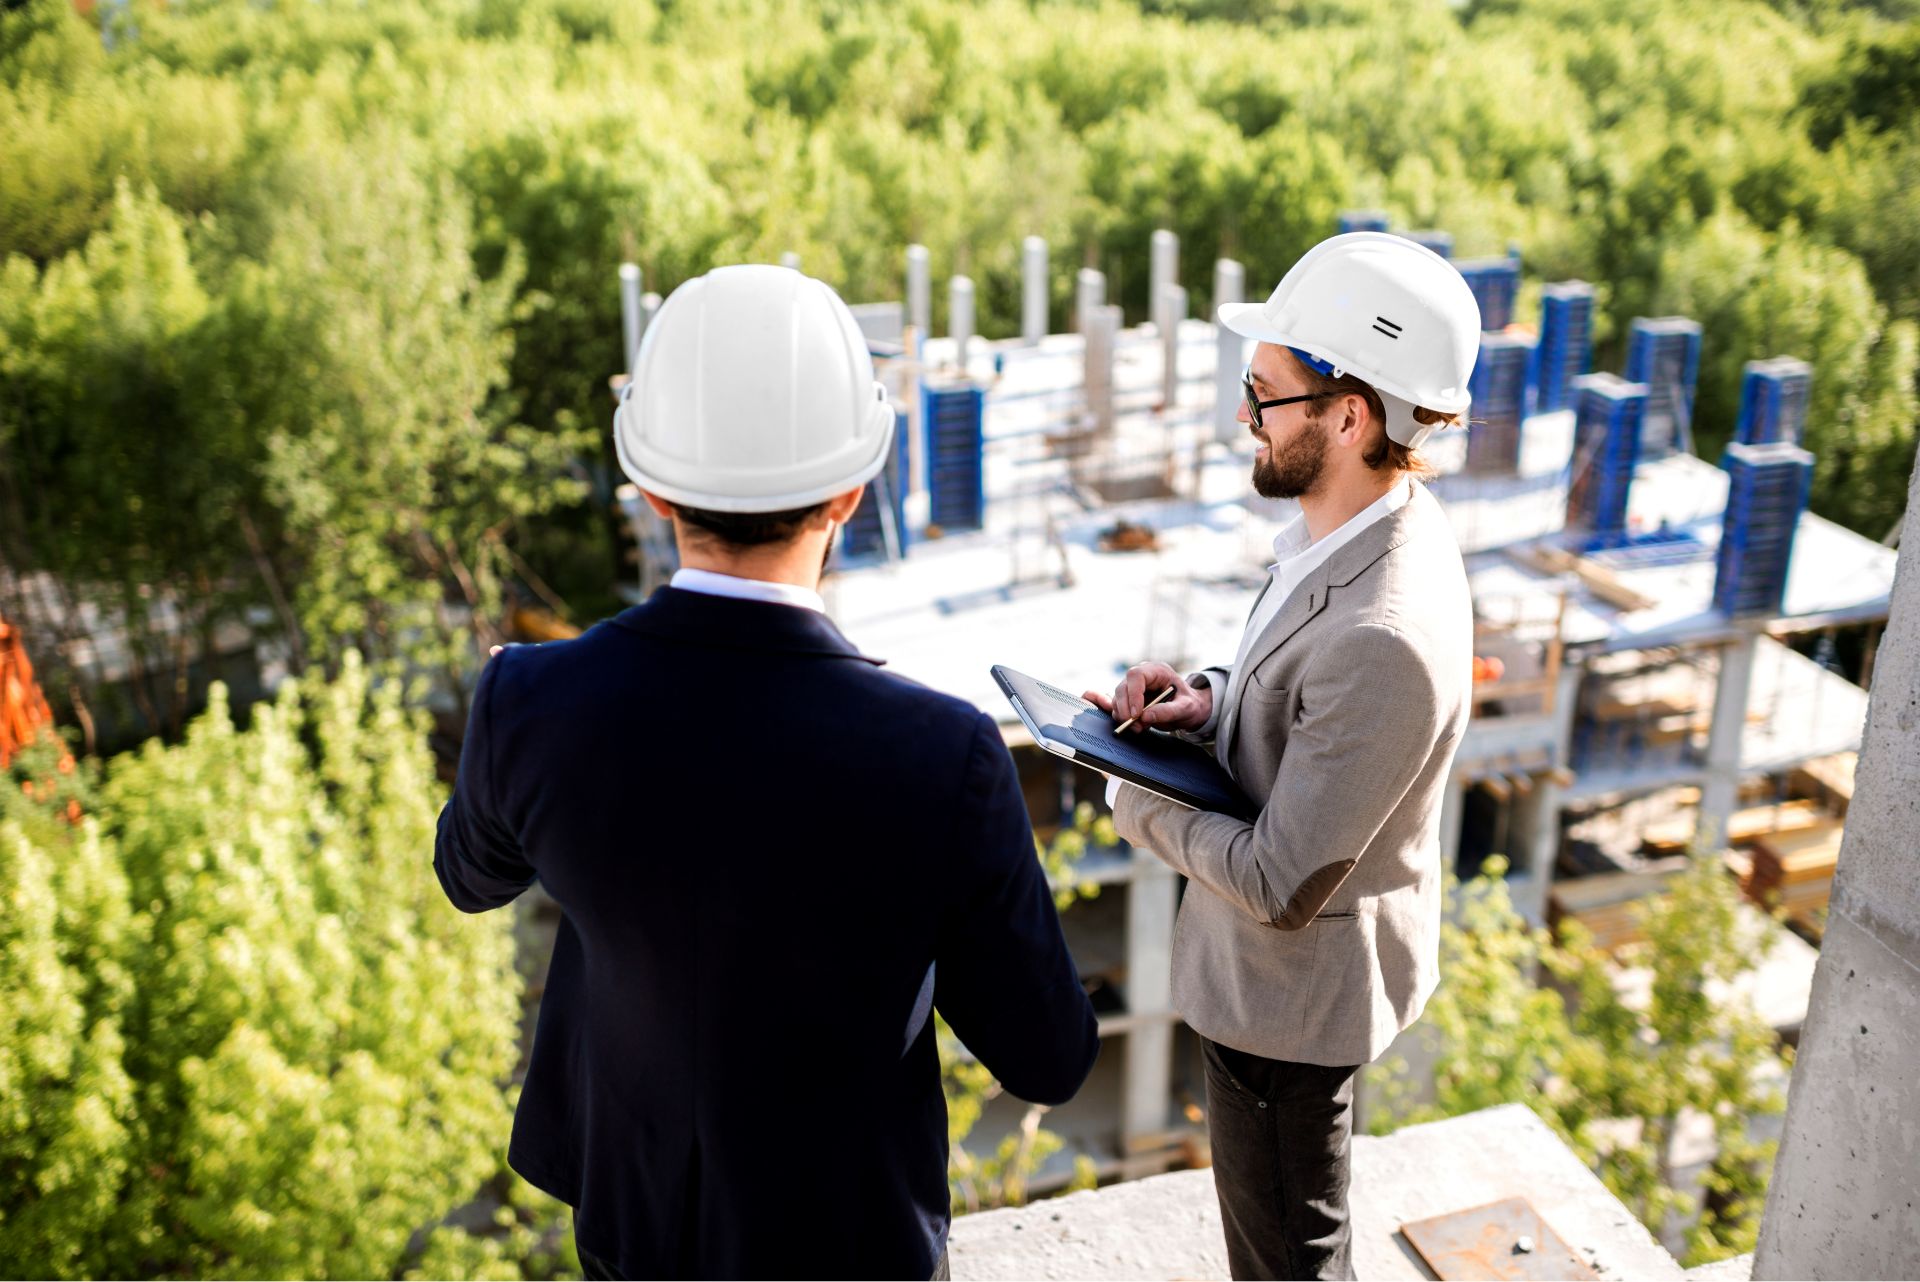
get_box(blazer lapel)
[1220,486,1430,764]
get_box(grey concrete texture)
[948,1104,1682,1280]
[1685,1252,1755,1281]
[1755,458,1920,1281]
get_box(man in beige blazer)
[1087,234,1481,1281]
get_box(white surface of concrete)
[1756,460,1920,1281]
[949,1104,1683,1281]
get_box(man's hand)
[1084,662,1211,734]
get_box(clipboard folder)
[992,665,1258,822]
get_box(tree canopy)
[2,0,1914,739]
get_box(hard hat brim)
[615,397,895,514]
[1217,302,1284,343]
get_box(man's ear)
[640,489,676,520]
[1334,394,1373,447]
[823,484,866,524]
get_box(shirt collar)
[669,567,826,614]
[1268,479,1411,567]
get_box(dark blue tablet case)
[991,665,1259,823]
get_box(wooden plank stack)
[1548,859,1688,951]
[1746,822,1844,938]
[1789,752,1856,819]
[1640,798,1827,855]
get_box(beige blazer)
[1113,482,1472,1067]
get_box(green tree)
[0,660,531,1278]
[1368,858,1790,1266]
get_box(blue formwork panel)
[1535,281,1595,413]
[1735,357,1813,446]
[841,410,910,560]
[1624,316,1703,457]
[1402,229,1454,260]
[1456,258,1521,332]
[1714,441,1814,617]
[922,384,986,533]
[1567,374,1648,538]
[1464,331,1536,475]
[1338,209,1392,234]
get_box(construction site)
[605,216,1899,1200]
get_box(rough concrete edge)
[1685,1252,1755,1281]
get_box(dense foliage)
[0,0,1914,742]
[0,661,562,1278]
[1367,858,1790,1266]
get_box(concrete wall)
[1754,459,1920,1279]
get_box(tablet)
[991,665,1259,822]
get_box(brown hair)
[670,500,829,549]
[1290,352,1458,482]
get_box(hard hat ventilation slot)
[1372,316,1404,339]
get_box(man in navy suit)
[435,265,1099,1280]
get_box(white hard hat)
[614,264,895,512]
[1219,232,1482,449]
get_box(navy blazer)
[435,587,1099,1278]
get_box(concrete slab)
[949,1104,1683,1280]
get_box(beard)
[1252,416,1328,499]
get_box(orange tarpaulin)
[0,616,57,768]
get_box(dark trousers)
[1201,1037,1360,1281]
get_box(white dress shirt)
[1105,480,1411,808]
[669,567,826,613]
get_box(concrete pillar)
[1021,236,1048,345]
[1122,854,1178,1176]
[949,275,975,372]
[906,244,931,342]
[1150,229,1179,322]
[1084,303,1121,433]
[1695,631,1760,852]
[618,263,644,377]
[1510,781,1557,925]
[639,292,662,346]
[1075,267,1106,336]
[779,250,801,272]
[1754,461,1920,1279]
[1438,773,1465,873]
[1159,284,1187,411]
[1214,258,1246,444]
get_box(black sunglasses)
[1243,364,1339,430]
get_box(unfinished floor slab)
[948,1104,1683,1280]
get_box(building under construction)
[609,220,1897,1192]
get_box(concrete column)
[906,244,931,342]
[1150,229,1179,322]
[1531,656,1585,920]
[1438,773,1465,873]
[1075,268,1106,336]
[949,275,975,372]
[1122,854,1178,1175]
[639,292,662,346]
[1159,284,1187,411]
[1694,631,1759,852]
[1511,780,1557,925]
[618,263,644,377]
[1214,258,1246,444]
[1754,460,1920,1279]
[1084,303,1120,433]
[1021,236,1048,345]
[779,250,801,272]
